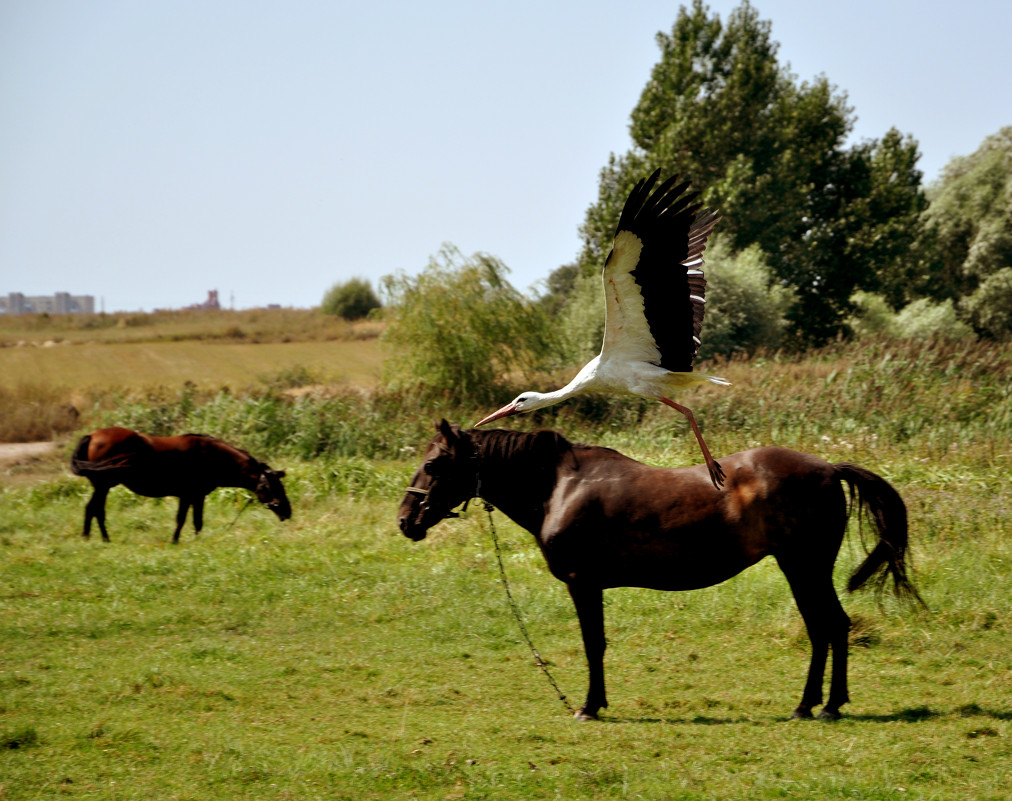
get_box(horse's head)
[398,419,477,541]
[254,463,292,521]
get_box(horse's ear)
[275,470,286,478]
[437,419,456,442]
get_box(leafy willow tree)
[380,245,560,404]
[576,0,927,345]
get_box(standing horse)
[70,427,291,543]
[398,420,922,721]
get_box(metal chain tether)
[482,500,573,713]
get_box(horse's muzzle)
[266,501,292,521]
[399,519,428,541]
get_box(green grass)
[2,442,1009,799]
[1,334,1010,798]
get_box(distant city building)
[0,292,95,315]
[184,290,221,311]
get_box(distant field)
[0,338,383,393]
[0,307,376,347]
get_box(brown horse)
[398,421,922,721]
[71,427,291,543]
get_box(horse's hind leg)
[777,556,850,720]
[84,485,112,542]
[191,496,205,536]
[818,590,851,720]
[567,582,607,721]
[172,499,191,544]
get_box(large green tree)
[577,1,927,345]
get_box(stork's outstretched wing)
[600,170,720,372]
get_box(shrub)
[895,298,975,340]
[850,291,975,341]
[320,278,381,321]
[696,241,795,359]
[380,245,560,405]
[0,384,81,442]
[961,267,1012,340]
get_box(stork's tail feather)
[660,371,731,393]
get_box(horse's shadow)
[605,703,1012,726]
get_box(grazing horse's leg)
[82,486,97,539]
[84,484,112,542]
[567,582,607,721]
[191,496,205,535]
[777,555,850,720]
[172,499,191,544]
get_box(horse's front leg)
[172,498,191,544]
[567,582,607,721]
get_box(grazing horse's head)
[398,419,477,541]
[253,463,292,521]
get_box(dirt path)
[0,441,58,464]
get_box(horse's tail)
[69,435,132,478]
[69,435,92,476]
[834,462,925,607]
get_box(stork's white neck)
[520,359,600,411]
[521,386,578,411]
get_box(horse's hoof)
[573,709,598,722]
[790,708,814,720]
[817,708,842,721]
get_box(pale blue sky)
[2,0,1009,312]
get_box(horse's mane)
[469,428,564,460]
[468,427,620,468]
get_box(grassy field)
[1,455,1009,800]
[1,318,1010,799]
[0,309,382,442]
[0,339,382,394]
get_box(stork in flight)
[475,169,730,489]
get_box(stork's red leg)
[659,397,725,490]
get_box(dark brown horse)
[71,427,291,543]
[398,421,922,721]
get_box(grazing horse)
[70,427,291,543]
[398,420,922,721]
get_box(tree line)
[569,0,1011,350]
[326,1,1011,398]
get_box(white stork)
[475,169,730,489]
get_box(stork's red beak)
[474,401,517,427]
